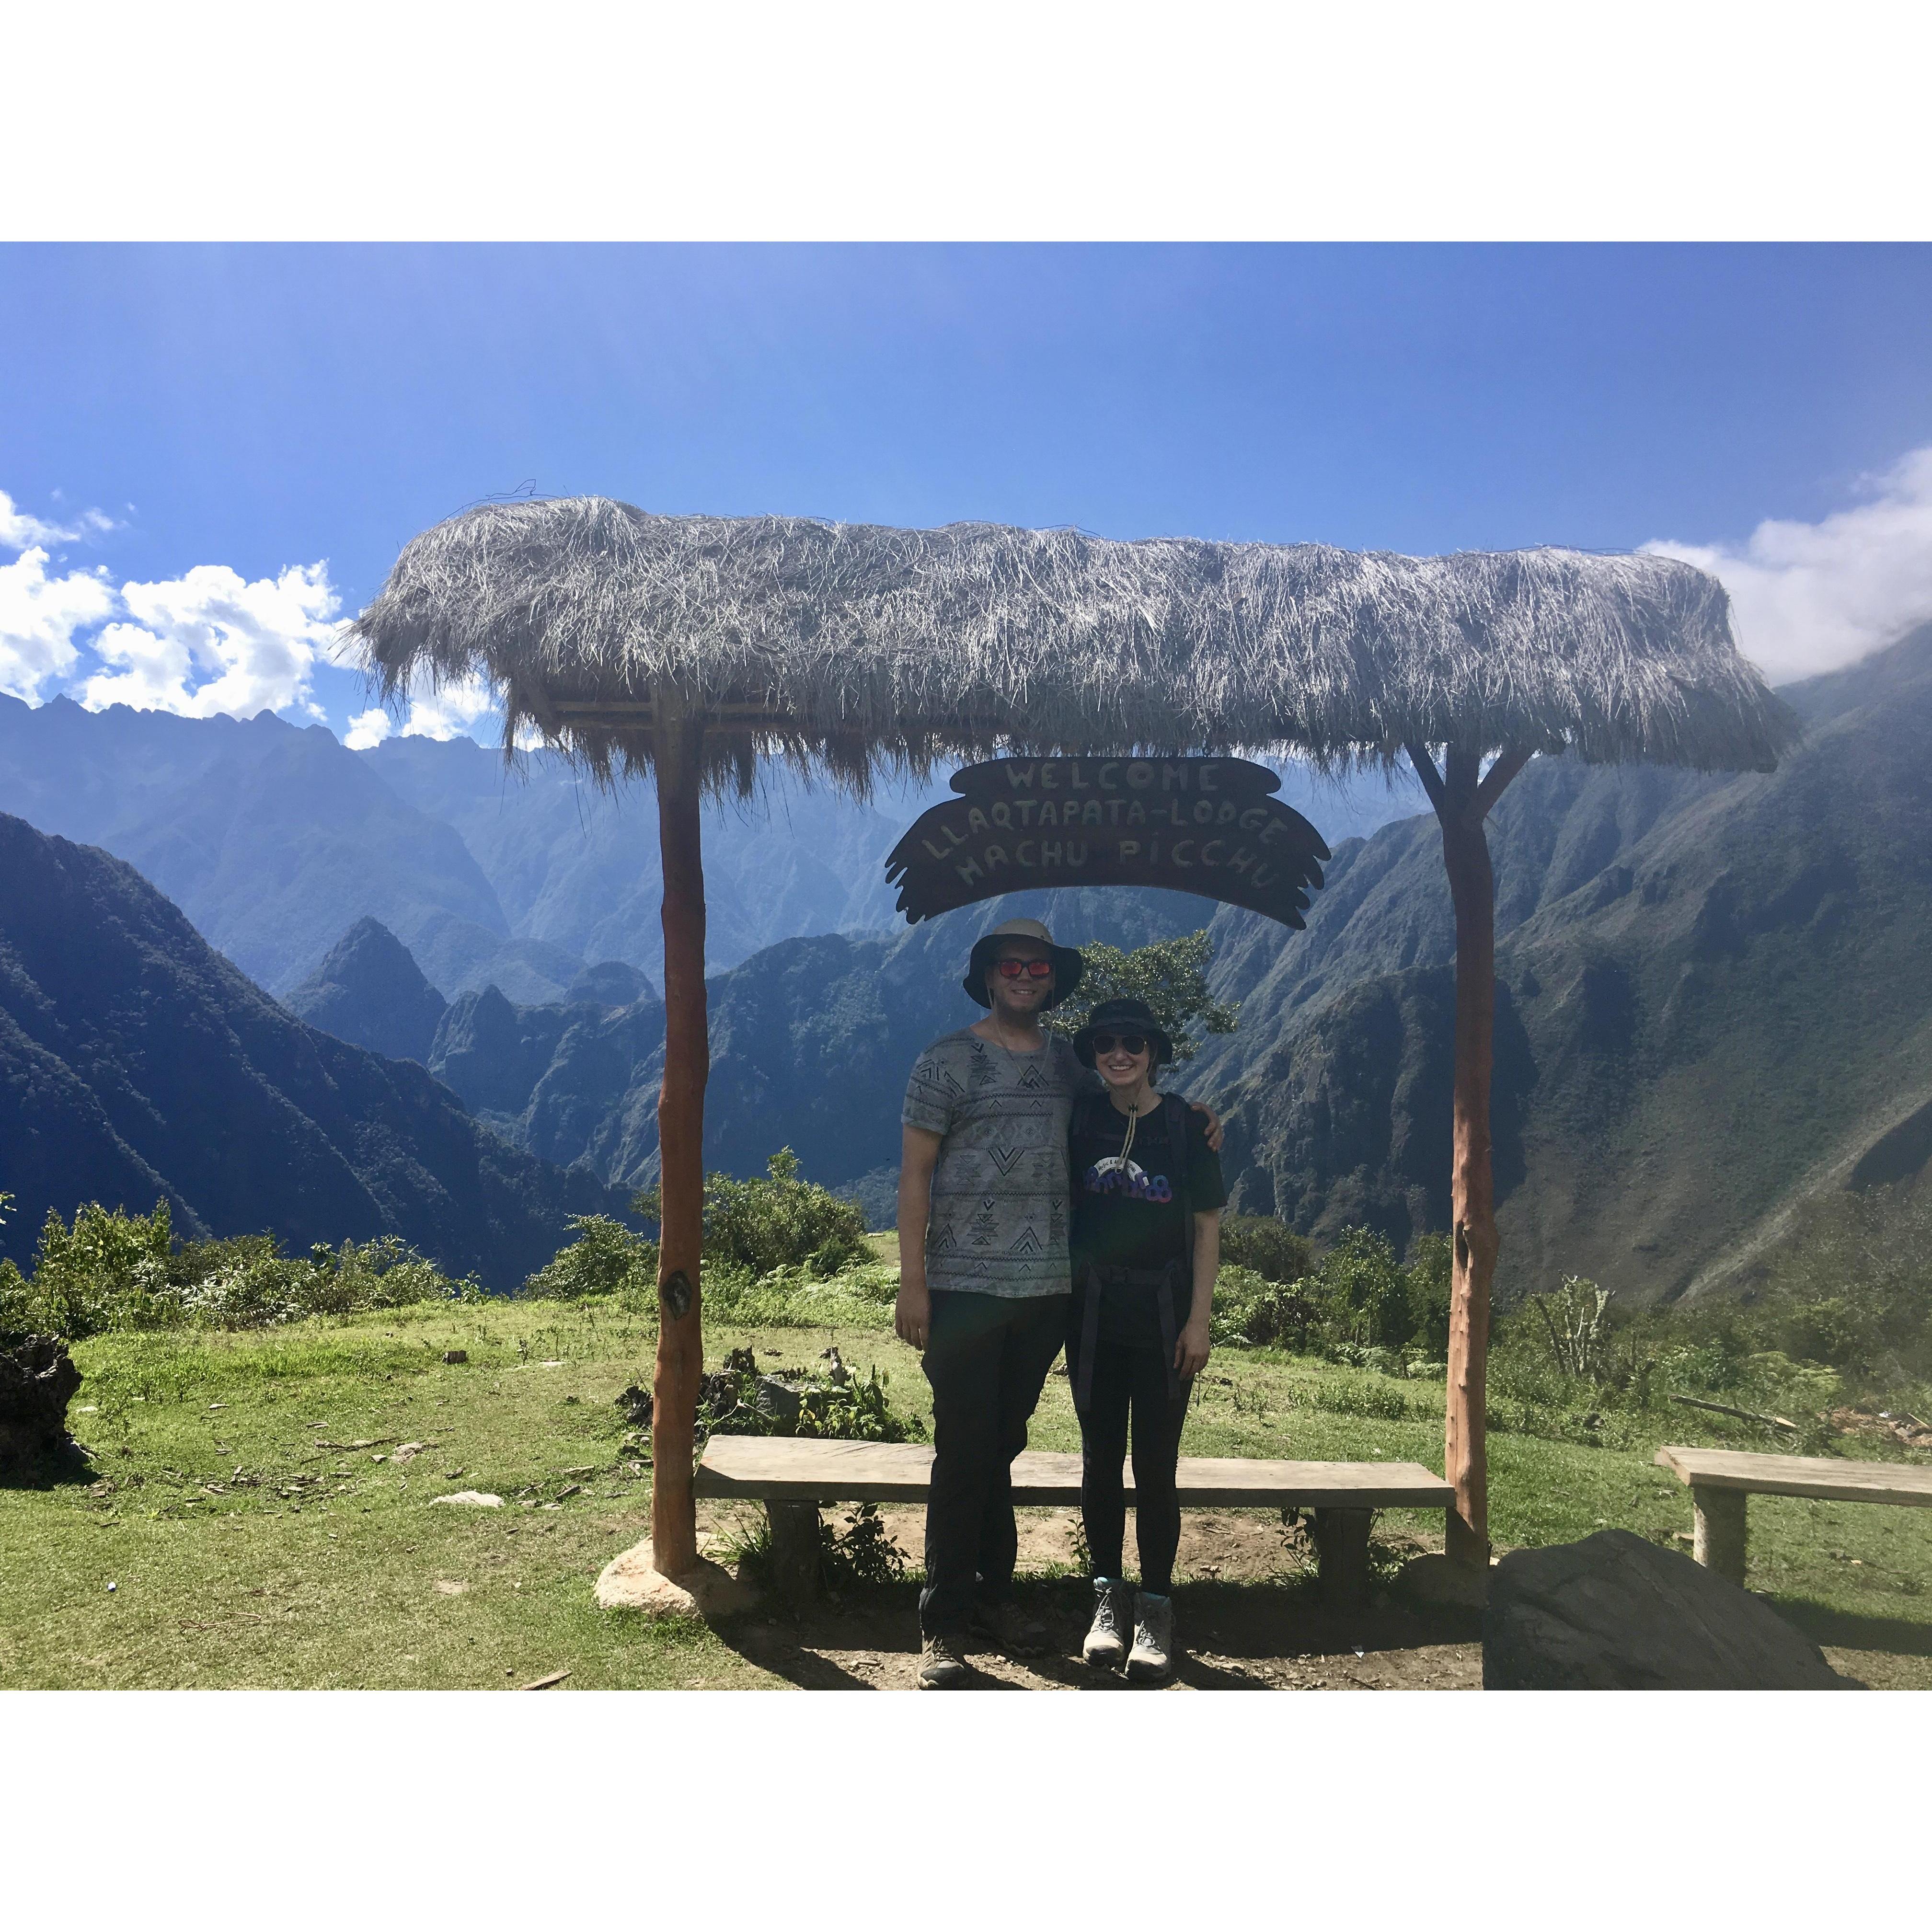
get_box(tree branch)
[1403,742,1446,814]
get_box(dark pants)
[919,1289,1069,1636]
[1067,1328,1194,1595]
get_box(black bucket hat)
[1072,996,1173,1070]
[963,918,1084,1012]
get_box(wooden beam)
[1476,745,1535,817]
[649,688,708,1580]
[1403,741,1447,814]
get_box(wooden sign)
[886,757,1330,929]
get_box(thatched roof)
[348,497,1796,792]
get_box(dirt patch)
[701,1501,1482,1691]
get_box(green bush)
[682,1149,871,1280]
[698,1345,924,1444]
[1210,1264,1319,1349]
[1307,1226,1414,1350]
[521,1215,658,1300]
[1403,1232,1453,1357]
[6,1201,483,1337]
[1219,1214,1313,1285]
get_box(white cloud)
[0,547,117,702]
[1646,446,1932,685]
[76,561,339,719]
[0,488,116,551]
[344,708,394,750]
[400,673,498,742]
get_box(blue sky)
[5,242,1932,742]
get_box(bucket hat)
[1071,996,1173,1070]
[963,918,1084,1011]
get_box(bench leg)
[1691,1485,1747,1585]
[766,1500,823,1605]
[1311,1507,1373,1615]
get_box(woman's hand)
[1174,1314,1211,1379]
[895,1278,932,1352]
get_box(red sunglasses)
[994,957,1054,979]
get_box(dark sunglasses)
[1088,1032,1150,1057]
[994,957,1054,979]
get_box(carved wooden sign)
[886,756,1330,929]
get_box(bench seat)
[694,1436,1453,1609]
[1656,1444,1932,1584]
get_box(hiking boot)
[1082,1576,1135,1672]
[1126,1591,1175,1684]
[969,1598,1050,1657]
[918,1631,970,1689]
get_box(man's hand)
[895,1278,932,1352]
[1190,1100,1225,1153]
[1174,1315,1212,1379]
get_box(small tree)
[1046,929,1239,1063]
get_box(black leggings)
[1070,1334,1193,1595]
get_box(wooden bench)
[693,1436,1454,1611]
[1656,1445,1932,1584]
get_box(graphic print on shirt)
[1084,1152,1175,1204]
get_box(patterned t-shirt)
[901,1027,1086,1298]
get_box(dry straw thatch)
[348,497,1796,792]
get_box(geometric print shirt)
[900,1027,1087,1298]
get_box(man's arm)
[1176,1208,1220,1377]
[896,1124,943,1351]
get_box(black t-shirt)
[1069,1091,1228,1275]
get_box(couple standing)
[896,918,1226,1689]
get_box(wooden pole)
[650,690,708,1579]
[1405,742,1532,1569]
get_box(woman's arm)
[1176,1207,1219,1377]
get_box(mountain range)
[367,627,1932,1307]
[0,814,625,1286]
[4,631,1926,1309]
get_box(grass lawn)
[4,1292,1927,1689]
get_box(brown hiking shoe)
[969,1598,1050,1657]
[918,1631,971,1689]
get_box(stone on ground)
[596,1535,759,1619]
[431,1490,503,1508]
[1484,1529,1858,1690]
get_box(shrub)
[1219,1214,1313,1285]
[698,1344,924,1445]
[1211,1265,1319,1349]
[687,1149,871,1280]
[521,1216,658,1300]
[1045,929,1240,1063]
[1307,1226,1414,1350]
[1403,1232,1453,1357]
[26,1200,178,1339]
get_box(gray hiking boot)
[1082,1577,1135,1672]
[918,1630,971,1689]
[1126,1591,1175,1683]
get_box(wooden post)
[650,691,708,1580]
[765,1500,824,1605]
[1311,1507,1373,1615]
[1691,1484,1748,1584]
[1405,742,1532,1571]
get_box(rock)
[442,1349,468,1365]
[1397,1552,1492,1608]
[595,1536,759,1619]
[391,1442,426,1463]
[0,1332,83,1467]
[430,1490,504,1508]
[1483,1529,1859,1690]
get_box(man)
[897,917,1219,1689]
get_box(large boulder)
[1484,1529,1857,1690]
[0,1332,82,1467]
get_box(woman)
[1066,996,1224,1683]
